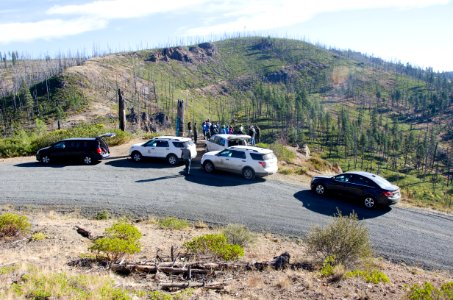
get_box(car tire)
[242,167,255,180]
[364,196,376,209]
[41,155,50,164]
[131,151,142,162]
[314,184,326,195]
[167,154,178,166]
[203,161,215,173]
[83,155,93,165]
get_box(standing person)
[187,122,193,138]
[248,125,256,145]
[228,125,233,134]
[201,121,206,139]
[181,147,192,175]
[255,125,261,144]
[238,124,244,134]
[193,123,198,144]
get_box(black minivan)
[36,133,115,165]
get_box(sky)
[1,0,452,72]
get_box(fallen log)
[160,281,225,291]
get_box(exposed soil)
[0,210,452,299]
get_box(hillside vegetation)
[0,37,452,210]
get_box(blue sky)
[1,0,452,72]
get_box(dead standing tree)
[176,99,184,137]
[118,88,126,131]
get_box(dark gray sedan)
[310,171,400,209]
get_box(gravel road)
[1,155,452,271]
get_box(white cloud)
[185,0,450,35]
[47,0,206,19]
[0,0,450,44]
[0,17,106,44]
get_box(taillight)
[96,147,102,154]
[382,191,393,197]
[258,161,266,168]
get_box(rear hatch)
[96,133,116,155]
[250,151,278,172]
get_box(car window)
[53,142,66,149]
[250,153,264,160]
[156,141,169,147]
[335,174,353,182]
[172,142,184,148]
[231,150,246,159]
[356,176,375,187]
[144,140,157,147]
[218,150,232,157]
[215,137,225,146]
[371,175,394,189]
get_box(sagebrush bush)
[157,216,190,230]
[0,213,31,238]
[406,281,453,300]
[95,210,110,220]
[345,269,390,284]
[305,210,372,267]
[184,234,244,261]
[222,224,255,247]
[89,221,142,261]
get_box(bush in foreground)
[89,220,142,261]
[222,224,255,247]
[305,210,372,267]
[406,281,453,300]
[157,216,190,230]
[0,213,31,238]
[184,234,244,261]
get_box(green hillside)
[0,37,452,210]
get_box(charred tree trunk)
[176,99,184,137]
[118,88,126,131]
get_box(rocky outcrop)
[147,43,216,63]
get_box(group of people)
[199,119,260,144]
[181,119,261,175]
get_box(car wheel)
[131,151,142,162]
[314,184,326,195]
[242,167,255,180]
[364,196,376,209]
[203,161,215,173]
[41,155,50,164]
[83,155,93,165]
[167,154,178,166]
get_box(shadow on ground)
[105,158,175,169]
[294,190,392,220]
[14,161,101,168]
[182,168,265,187]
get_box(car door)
[331,174,354,195]
[215,149,232,170]
[142,139,158,157]
[228,150,247,173]
[155,140,170,158]
[50,141,68,161]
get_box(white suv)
[201,146,278,180]
[205,134,251,152]
[129,136,197,165]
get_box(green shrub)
[222,224,255,247]
[405,281,453,300]
[278,168,293,175]
[320,256,335,277]
[31,232,46,241]
[269,143,296,163]
[148,288,194,300]
[0,213,31,238]
[305,210,372,267]
[345,269,390,284]
[95,210,110,220]
[89,221,141,261]
[184,234,244,261]
[309,156,332,172]
[157,217,190,230]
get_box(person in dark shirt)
[181,147,192,175]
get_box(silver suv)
[128,136,197,165]
[201,145,278,179]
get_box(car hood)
[131,142,145,148]
[203,150,221,157]
[37,146,51,153]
